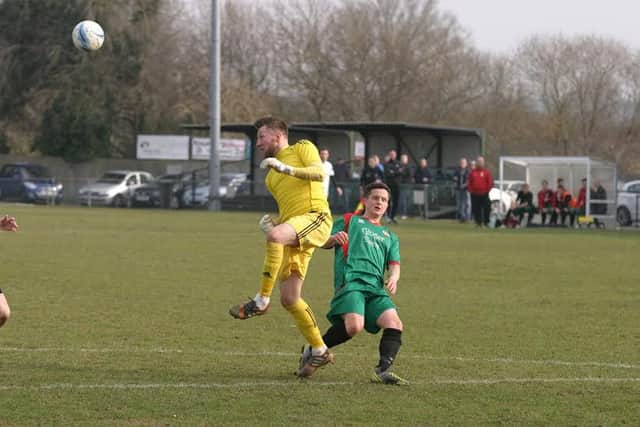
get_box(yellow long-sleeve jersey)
[266,140,330,222]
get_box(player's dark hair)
[364,182,391,199]
[254,116,288,136]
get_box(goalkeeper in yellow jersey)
[229,117,334,376]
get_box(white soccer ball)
[72,20,105,52]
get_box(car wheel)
[617,206,631,226]
[113,194,127,208]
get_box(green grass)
[1,204,639,426]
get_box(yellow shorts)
[279,211,332,282]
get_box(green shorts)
[326,288,396,334]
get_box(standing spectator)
[374,155,384,174]
[384,149,402,224]
[360,156,385,189]
[452,157,470,222]
[467,156,493,227]
[590,178,607,214]
[537,179,555,225]
[334,157,352,213]
[357,156,385,215]
[413,158,432,219]
[414,157,432,185]
[319,148,343,211]
[398,154,413,219]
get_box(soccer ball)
[72,20,105,52]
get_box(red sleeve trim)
[388,261,400,266]
[341,213,354,259]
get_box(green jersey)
[331,213,400,296]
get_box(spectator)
[356,156,385,215]
[453,157,470,222]
[384,149,402,224]
[550,181,574,226]
[319,147,342,200]
[537,179,555,225]
[374,155,384,173]
[590,178,607,215]
[334,158,352,213]
[398,154,413,219]
[414,157,432,185]
[467,156,493,227]
[512,183,535,226]
[573,178,587,218]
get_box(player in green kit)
[296,182,408,385]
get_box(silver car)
[181,173,248,207]
[617,180,640,226]
[78,170,154,207]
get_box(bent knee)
[280,295,297,307]
[345,322,364,337]
[379,313,403,331]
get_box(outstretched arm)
[322,231,348,249]
[260,158,324,181]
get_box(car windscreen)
[98,173,127,183]
[24,165,51,178]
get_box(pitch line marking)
[2,377,640,391]
[1,346,639,370]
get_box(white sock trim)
[253,294,270,310]
[311,345,328,356]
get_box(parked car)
[131,173,185,208]
[0,163,63,204]
[180,173,248,207]
[78,170,154,207]
[617,180,640,226]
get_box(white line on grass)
[2,377,640,391]
[2,346,639,370]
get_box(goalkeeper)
[297,183,408,384]
[229,117,334,376]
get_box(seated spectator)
[570,179,587,223]
[590,178,607,215]
[537,179,555,225]
[550,182,574,226]
[511,183,535,226]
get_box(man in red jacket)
[467,156,493,227]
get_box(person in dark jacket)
[384,149,402,224]
[452,157,470,222]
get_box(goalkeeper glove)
[258,214,276,234]
[260,157,294,175]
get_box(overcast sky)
[439,0,640,53]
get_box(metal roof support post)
[249,132,256,196]
[586,159,591,217]
[499,157,504,215]
[436,133,444,170]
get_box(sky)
[439,0,640,53]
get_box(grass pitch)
[1,204,639,426]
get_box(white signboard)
[137,135,189,160]
[354,140,365,160]
[192,137,247,161]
